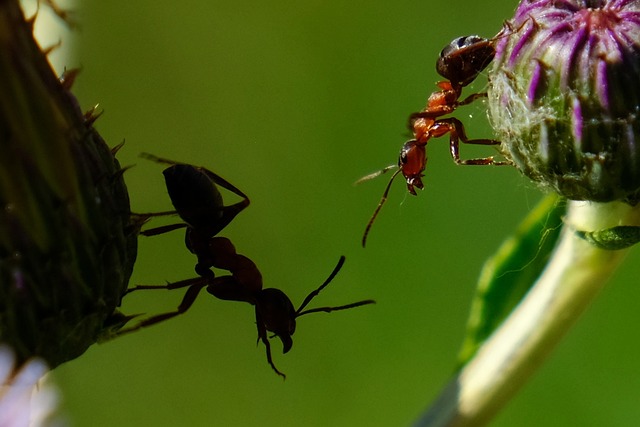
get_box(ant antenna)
[139,152,175,166]
[354,164,397,186]
[361,168,402,247]
[296,256,375,317]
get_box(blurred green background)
[44,0,640,425]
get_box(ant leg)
[140,222,188,237]
[256,312,286,379]
[130,210,186,237]
[133,210,178,217]
[442,117,512,166]
[117,279,208,336]
[124,276,204,295]
[457,92,487,106]
[199,168,250,203]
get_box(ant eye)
[455,36,469,48]
[400,151,408,164]
[445,35,481,53]
[457,35,484,49]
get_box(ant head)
[256,288,297,353]
[436,35,495,87]
[256,257,373,352]
[359,140,426,246]
[399,140,426,195]
[255,258,373,377]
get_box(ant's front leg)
[457,91,487,107]
[117,278,208,336]
[256,311,286,379]
[441,117,511,166]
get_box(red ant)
[137,153,250,277]
[120,237,375,378]
[361,33,512,247]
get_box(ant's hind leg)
[124,276,205,295]
[140,222,188,237]
[117,280,207,336]
[444,117,511,166]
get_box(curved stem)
[416,200,640,427]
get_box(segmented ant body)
[404,35,510,193]
[138,153,250,277]
[361,34,511,246]
[122,237,374,378]
[130,156,374,377]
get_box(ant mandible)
[137,153,250,277]
[120,237,375,378]
[361,33,512,247]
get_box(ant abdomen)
[436,35,495,87]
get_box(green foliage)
[575,225,640,250]
[457,194,565,367]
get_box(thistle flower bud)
[488,0,640,202]
[0,1,138,367]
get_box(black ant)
[120,237,375,378]
[361,33,513,247]
[137,153,250,277]
[130,156,374,377]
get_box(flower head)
[488,0,640,201]
[0,1,138,367]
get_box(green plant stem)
[417,200,640,427]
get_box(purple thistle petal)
[488,0,640,201]
[572,95,584,143]
[596,58,610,110]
